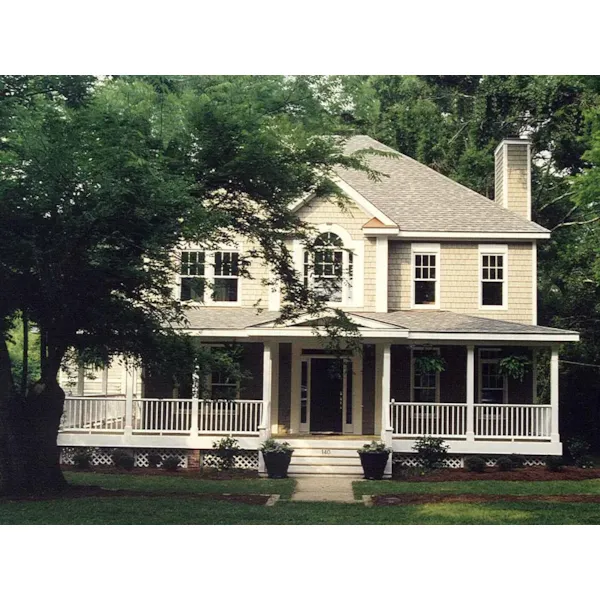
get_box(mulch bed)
[373,493,600,505]
[0,485,270,505]
[393,466,600,482]
[61,465,259,480]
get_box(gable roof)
[334,135,548,235]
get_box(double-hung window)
[479,349,506,404]
[411,348,440,403]
[412,244,440,307]
[480,245,507,308]
[304,232,353,304]
[179,250,240,303]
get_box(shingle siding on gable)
[387,241,533,324]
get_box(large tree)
[0,75,369,494]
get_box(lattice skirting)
[202,450,259,470]
[60,447,188,469]
[393,454,546,469]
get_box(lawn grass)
[2,497,600,525]
[353,478,600,499]
[64,472,297,499]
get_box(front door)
[309,358,343,433]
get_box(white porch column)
[381,343,393,477]
[375,237,389,313]
[550,346,560,442]
[76,364,85,396]
[466,345,475,442]
[124,365,134,444]
[258,341,273,474]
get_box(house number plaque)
[322,449,331,455]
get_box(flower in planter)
[358,440,391,454]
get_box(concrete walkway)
[290,476,358,503]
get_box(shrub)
[496,456,514,472]
[111,449,135,470]
[73,449,92,470]
[412,436,449,469]
[162,456,180,472]
[147,453,162,468]
[259,438,293,455]
[358,440,391,454]
[212,436,241,470]
[575,454,595,469]
[510,454,526,469]
[545,455,564,472]
[464,456,486,473]
[566,436,591,465]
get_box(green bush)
[73,450,92,470]
[112,449,135,470]
[575,454,595,469]
[464,456,486,473]
[147,453,162,468]
[509,454,526,469]
[496,456,514,472]
[545,455,564,472]
[212,436,241,470]
[411,436,449,469]
[162,456,180,472]
[566,436,591,466]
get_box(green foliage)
[6,314,40,392]
[510,454,526,469]
[464,456,487,473]
[496,457,514,472]
[73,449,93,470]
[358,440,391,454]
[498,355,531,382]
[162,457,180,472]
[259,439,293,455]
[147,453,162,468]
[566,436,591,463]
[414,354,446,375]
[545,456,564,472]
[412,436,449,469]
[212,436,241,470]
[111,449,135,470]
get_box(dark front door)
[310,358,343,433]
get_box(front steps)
[285,438,367,476]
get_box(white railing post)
[124,366,134,444]
[550,346,560,443]
[258,342,273,475]
[190,397,199,440]
[381,343,393,477]
[466,345,475,442]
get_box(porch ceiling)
[180,307,578,343]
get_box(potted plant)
[260,438,293,478]
[357,440,391,480]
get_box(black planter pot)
[359,452,390,480]
[262,451,293,478]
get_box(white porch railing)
[390,401,552,440]
[390,402,467,438]
[474,404,552,439]
[60,397,263,436]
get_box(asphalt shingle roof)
[335,135,548,235]
[182,307,575,336]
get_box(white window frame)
[411,243,440,309]
[410,346,441,403]
[295,224,364,308]
[195,343,241,401]
[178,247,242,306]
[479,244,508,310]
[477,348,508,405]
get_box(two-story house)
[58,135,579,475]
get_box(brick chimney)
[494,138,531,220]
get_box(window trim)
[478,244,508,310]
[477,347,508,405]
[411,243,440,309]
[178,247,242,306]
[410,346,441,404]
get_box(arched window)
[303,232,353,303]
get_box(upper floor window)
[480,245,507,309]
[304,232,353,303]
[180,250,239,303]
[412,244,439,308]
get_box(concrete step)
[291,456,362,466]
[288,464,364,475]
[282,438,370,450]
[292,448,361,458]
